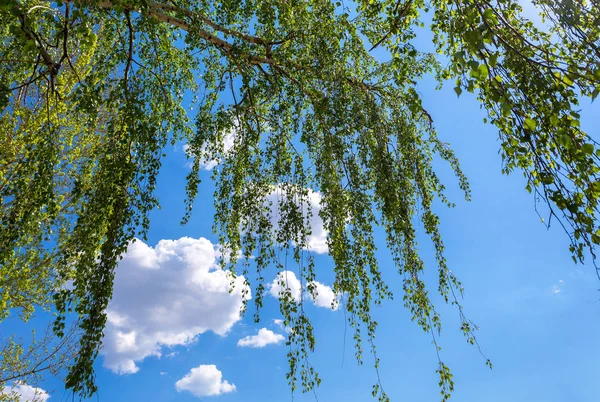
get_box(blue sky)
[3,5,600,402]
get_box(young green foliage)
[0,0,598,400]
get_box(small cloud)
[0,382,50,402]
[272,318,292,334]
[237,328,285,348]
[268,270,303,302]
[175,365,236,398]
[308,281,340,310]
[552,279,564,294]
[160,371,167,376]
[268,271,339,310]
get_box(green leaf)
[562,75,574,86]
[557,134,573,149]
[581,143,594,155]
[482,8,498,24]
[524,118,537,131]
[478,64,489,78]
[489,53,499,67]
[23,40,37,52]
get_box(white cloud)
[101,237,250,374]
[552,279,564,294]
[266,186,329,254]
[175,365,236,398]
[268,270,303,302]
[0,382,50,402]
[268,270,338,310]
[237,328,285,348]
[309,281,340,310]
[272,318,291,333]
[185,127,236,171]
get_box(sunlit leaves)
[1,0,599,401]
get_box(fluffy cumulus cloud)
[101,237,249,374]
[268,270,338,310]
[237,328,285,348]
[266,186,329,254]
[175,365,236,398]
[0,382,50,402]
